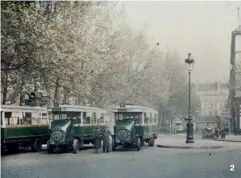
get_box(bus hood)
[116,119,135,131]
[51,120,73,132]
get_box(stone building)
[195,82,229,117]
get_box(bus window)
[22,112,32,125]
[91,113,96,123]
[119,114,123,120]
[83,112,88,124]
[97,119,100,123]
[85,117,90,124]
[100,113,104,123]
[53,114,61,120]
[40,113,48,124]
[76,113,81,124]
[144,117,148,124]
[149,118,152,123]
[150,113,153,123]
[134,115,141,124]
[154,114,157,123]
[67,113,79,124]
[5,112,12,125]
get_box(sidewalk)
[216,134,241,142]
[156,134,240,149]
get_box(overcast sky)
[120,1,241,83]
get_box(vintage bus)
[1,105,49,155]
[112,104,158,151]
[47,105,108,153]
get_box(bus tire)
[47,140,54,153]
[8,144,19,153]
[31,139,42,152]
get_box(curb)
[156,144,224,149]
[214,139,241,143]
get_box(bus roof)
[112,104,158,113]
[1,105,47,112]
[48,105,107,113]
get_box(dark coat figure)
[102,129,111,153]
[94,128,102,153]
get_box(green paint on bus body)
[1,126,50,144]
[73,125,106,136]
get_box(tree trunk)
[34,77,38,92]
[1,71,9,105]
[54,77,60,103]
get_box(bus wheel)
[148,138,155,147]
[31,139,42,152]
[47,140,54,153]
[8,144,19,153]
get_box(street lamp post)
[185,53,195,143]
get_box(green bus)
[112,104,158,151]
[47,105,108,153]
[1,105,49,155]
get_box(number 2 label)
[230,165,235,171]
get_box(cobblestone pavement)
[1,137,241,178]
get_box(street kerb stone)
[214,139,241,143]
[156,144,223,149]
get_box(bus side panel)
[142,125,151,139]
[4,126,50,143]
[135,125,144,137]
[73,126,84,138]
[82,126,96,142]
[81,125,106,142]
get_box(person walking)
[102,128,112,153]
[94,128,102,153]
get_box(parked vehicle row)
[1,105,49,155]
[1,102,159,155]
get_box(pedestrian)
[102,128,112,153]
[94,128,102,153]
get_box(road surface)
[1,139,241,178]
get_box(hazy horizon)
[120,1,241,83]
